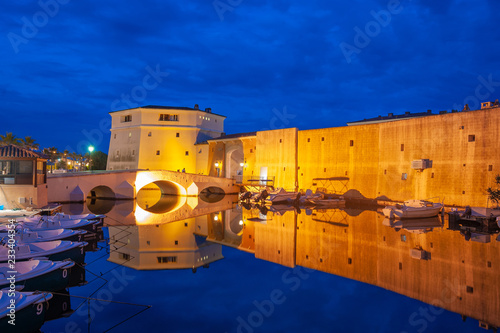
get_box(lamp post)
[214,162,220,177]
[88,146,94,171]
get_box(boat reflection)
[67,198,500,330]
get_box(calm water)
[38,195,499,333]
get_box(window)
[350,140,354,146]
[115,150,120,157]
[307,138,310,142]
[156,150,160,155]
[185,151,189,156]
[148,132,152,137]
[159,114,178,121]
[176,133,180,137]
[488,165,493,171]
[119,253,130,260]
[321,137,324,141]
[121,115,132,122]
[401,144,404,151]
[401,173,407,180]
[128,132,132,138]
[132,150,135,156]
[468,135,475,142]
[114,134,116,139]
[157,256,177,263]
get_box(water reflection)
[66,198,500,330]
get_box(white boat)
[0,259,74,291]
[265,188,298,204]
[17,218,99,232]
[383,200,443,219]
[307,197,346,207]
[382,217,443,234]
[0,228,86,243]
[0,290,53,332]
[52,213,105,221]
[0,240,86,263]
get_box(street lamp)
[88,146,95,170]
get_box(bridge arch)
[199,186,225,203]
[87,185,116,199]
[136,180,187,214]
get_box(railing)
[233,176,275,187]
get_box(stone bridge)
[47,169,239,203]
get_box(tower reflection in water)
[72,194,499,330]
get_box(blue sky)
[1,0,500,154]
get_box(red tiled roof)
[0,145,47,159]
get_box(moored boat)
[0,290,53,333]
[0,240,86,263]
[16,218,100,232]
[265,188,298,204]
[0,228,87,243]
[0,259,74,291]
[383,200,443,219]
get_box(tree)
[90,151,108,170]
[21,136,39,151]
[0,132,20,146]
[486,175,500,208]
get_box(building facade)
[207,101,500,207]
[0,145,48,209]
[107,105,225,173]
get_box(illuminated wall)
[296,210,500,328]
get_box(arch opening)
[86,198,115,214]
[226,145,244,179]
[87,186,116,200]
[199,186,225,203]
[136,181,185,214]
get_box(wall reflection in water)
[66,198,500,329]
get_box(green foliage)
[486,174,500,207]
[0,132,21,146]
[90,151,108,170]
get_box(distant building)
[107,105,226,172]
[0,145,48,209]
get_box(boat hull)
[383,206,442,219]
[0,292,51,333]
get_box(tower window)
[468,135,475,142]
[185,151,189,156]
[176,133,180,137]
[156,150,160,155]
[350,140,354,146]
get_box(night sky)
[2,0,500,154]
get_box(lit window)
[159,114,179,121]
[157,256,177,263]
[121,115,132,122]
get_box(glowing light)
[239,220,243,225]
[240,162,244,167]
[214,215,219,221]
[214,162,219,168]
[88,146,95,153]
